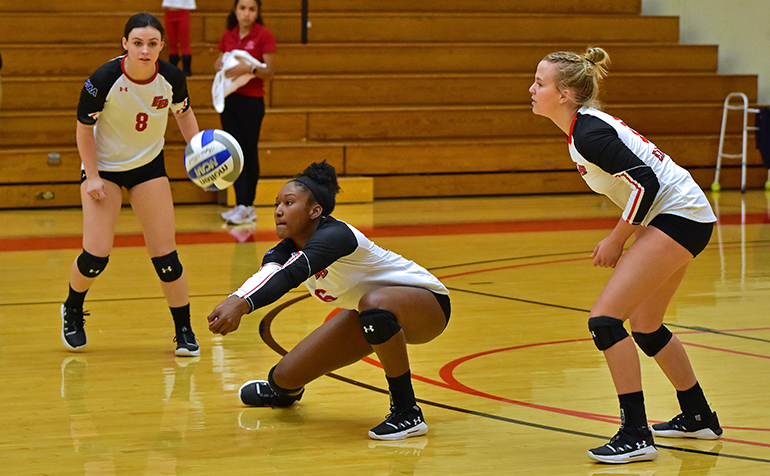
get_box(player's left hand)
[591,236,624,268]
[207,295,250,335]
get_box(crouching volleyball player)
[207,161,451,440]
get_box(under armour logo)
[363,325,374,333]
[636,441,647,449]
[120,87,128,92]
[90,269,100,275]
[161,266,172,273]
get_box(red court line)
[326,298,770,439]
[717,212,770,225]
[2,217,618,251]
[433,336,770,446]
[2,211,768,252]
[356,217,619,237]
[683,342,770,360]
[361,335,770,446]
[0,230,278,252]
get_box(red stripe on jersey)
[242,252,304,297]
[120,56,159,85]
[241,265,280,296]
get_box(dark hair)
[124,13,165,41]
[227,0,264,31]
[292,161,340,215]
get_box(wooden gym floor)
[0,191,768,475]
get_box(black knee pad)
[151,250,183,282]
[588,316,629,351]
[267,366,304,396]
[76,250,109,278]
[632,325,673,357]
[358,308,401,345]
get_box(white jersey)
[233,217,448,312]
[77,56,190,172]
[568,107,716,225]
[162,0,196,9]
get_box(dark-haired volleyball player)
[530,47,722,464]
[207,161,451,441]
[61,13,201,356]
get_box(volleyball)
[184,129,244,191]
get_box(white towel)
[212,50,266,113]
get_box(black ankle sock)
[170,304,191,334]
[677,382,711,419]
[618,391,648,429]
[64,285,88,309]
[387,370,416,410]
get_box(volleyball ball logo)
[185,129,244,191]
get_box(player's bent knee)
[268,366,304,396]
[632,325,673,357]
[151,250,183,282]
[358,308,401,345]
[76,250,109,278]
[588,316,629,351]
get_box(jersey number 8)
[136,113,149,132]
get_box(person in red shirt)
[215,0,276,225]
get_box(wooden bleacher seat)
[0,0,763,208]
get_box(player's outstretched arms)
[208,296,251,335]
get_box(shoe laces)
[174,327,196,344]
[64,308,89,327]
[609,426,649,446]
[384,406,420,424]
[667,413,691,429]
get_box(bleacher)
[0,0,763,208]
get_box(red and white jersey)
[568,107,716,225]
[232,217,448,312]
[77,56,190,172]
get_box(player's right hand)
[85,177,106,201]
[207,295,250,335]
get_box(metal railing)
[301,0,309,44]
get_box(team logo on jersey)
[314,289,337,302]
[576,164,587,176]
[84,79,98,97]
[314,269,328,279]
[151,95,169,110]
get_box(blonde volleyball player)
[207,161,451,441]
[61,13,201,356]
[529,47,722,463]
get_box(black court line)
[446,286,589,313]
[445,287,770,345]
[428,250,590,272]
[328,372,770,464]
[258,295,770,465]
[666,323,770,344]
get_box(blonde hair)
[544,47,610,109]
